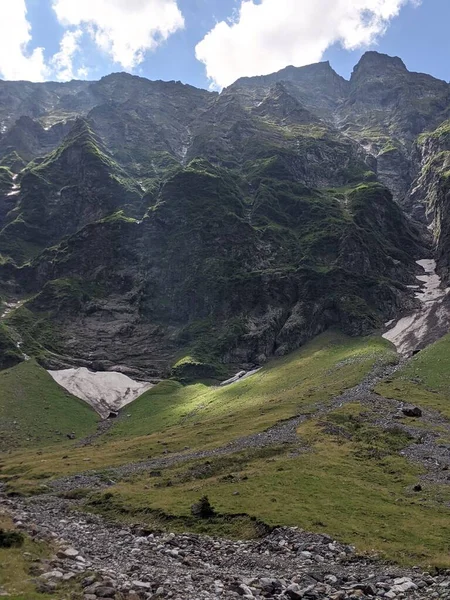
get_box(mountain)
[0,52,449,380]
[5,52,450,593]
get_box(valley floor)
[2,331,450,597]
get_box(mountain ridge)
[0,50,448,379]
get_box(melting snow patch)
[383,259,450,355]
[48,368,154,418]
[220,368,262,387]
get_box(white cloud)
[50,29,84,81]
[52,0,185,70]
[0,0,48,81]
[195,0,420,89]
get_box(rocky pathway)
[2,492,450,600]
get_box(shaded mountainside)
[1,51,449,378]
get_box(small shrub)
[191,495,215,518]
[0,529,25,548]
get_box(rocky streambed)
[1,492,450,600]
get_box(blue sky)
[1,0,449,89]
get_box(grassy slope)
[0,330,396,479]
[0,360,98,451]
[5,331,450,566]
[108,330,396,444]
[83,398,450,567]
[97,412,450,567]
[376,333,450,419]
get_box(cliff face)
[0,52,448,378]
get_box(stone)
[285,583,304,599]
[391,578,417,593]
[234,583,253,597]
[57,546,79,559]
[95,586,117,598]
[40,570,64,580]
[132,581,152,591]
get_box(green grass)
[1,330,394,480]
[82,403,450,567]
[4,331,450,567]
[375,333,450,420]
[0,515,53,599]
[0,360,98,451]
[106,330,396,446]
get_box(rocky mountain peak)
[230,60,347,92]
[350,51,408,83]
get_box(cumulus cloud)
[50,29,84,81]
[195,0,420,89]
[52,0,185,69]
[0,0,48,81]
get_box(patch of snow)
[7,181,20,196]
[415,259,446,302]
[16,341,30,361]
[383,259,450,355]
[48,368,154,418]
[220,368,262,387]
[1,300,23,319]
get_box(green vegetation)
[4,332,450,566]
[1,331,395,477]
[80,402,450,567]
[107,330,395,445]
[376,333,450,420]
[0,360,98,451]
[0,119,144,265]
[0,323,23,370]
[418,120,450,143]
[0,515,53,599]
[6,306,62,361]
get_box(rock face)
[1,51,450,377]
